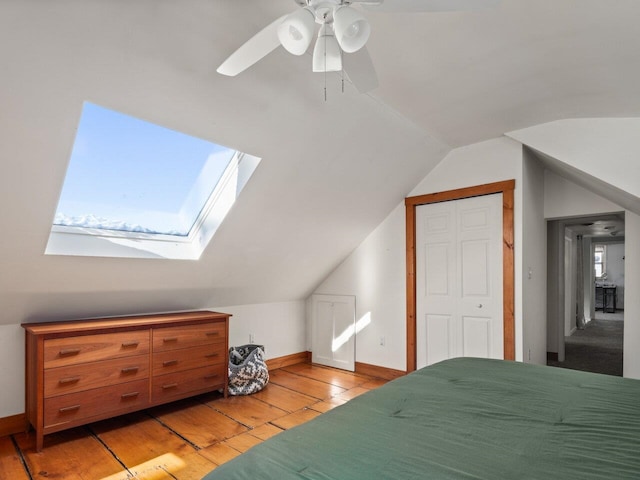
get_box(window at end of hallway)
[594,244,606,279]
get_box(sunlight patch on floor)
[99,453,186,480]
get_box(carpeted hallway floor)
[547,312,623,377]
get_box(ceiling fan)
[217,0,500,93]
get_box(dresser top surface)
[22,310,230,337]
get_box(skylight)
[45,102,260,260]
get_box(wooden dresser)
[22,310,230,451]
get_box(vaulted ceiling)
[1,0,639,325]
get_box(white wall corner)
[0,324,25,417]
[522,149,547,365]
[623,210,640,379]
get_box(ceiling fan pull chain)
[341,51,344,94]
[324,29,328,101]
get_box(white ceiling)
[1,0,639,325]
[365,0,640,146]
[564,215,625,238]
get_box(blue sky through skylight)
[54,102,235,236]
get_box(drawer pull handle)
[121,366,139,374]
[163,360,178,367]
[205,353,220,358]
[121,341,139,348]
[58,376,81,385]
[163,337,178,343]
[59,348,81,357]
[206,331,220,337]
[204,374,220,380]
[162,383,178,389]
[121,392,139,399]
[59,405,80,413]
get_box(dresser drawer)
[44,354,149,398]
[44,379,149,429]
[152,322,225,352]
[153,343,225,376]
[44,331,150,369]
[152,364,226,402]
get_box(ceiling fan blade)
[217,14,288,76]
[360,0,500,13]
[343,46,379,94]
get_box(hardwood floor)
[0,363,389,479]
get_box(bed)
[202,358,640,479]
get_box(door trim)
[405,180,515,372]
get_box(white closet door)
[416,194,503,368]
[311,294,356,371]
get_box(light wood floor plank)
[250,383,318,412]
[334,386,371,402]
[222,432,263,453]
[308,397,348,413]
[0,436,29,480]
[269,370,346,400]
[15,428,124,480]
[100,450,215,480]
[271,408,321,430]
[99,454,177,480]
[198,442,242,466]
[208,395,288,428]
[150,401,249,448]
[283,363,372,389]
[91,412,196,464]
[250,423,283,441]
[169,450,219,480]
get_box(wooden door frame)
[405,180,515,372]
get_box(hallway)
[547,311,623,376]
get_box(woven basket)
[228,344,269,395]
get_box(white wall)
[314,136,525,370]
[544,170,623,219]
[213,301,306,361]
[546,221,561,355]
[0,325,25,417]
[522,149,547,364]
[624,211,640,379]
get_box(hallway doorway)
[546,214,625,376]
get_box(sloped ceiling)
[508,119,640,213]
[1,0,640,325]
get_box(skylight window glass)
[46,102,261,260]
[54,102,235,236]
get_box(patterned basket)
[228,344,269,395]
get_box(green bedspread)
[202,358,640,479]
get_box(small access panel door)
[311,294,356,371]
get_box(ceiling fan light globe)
[333,6,370,53]
[312,26,342,72]
[345,23,360,38]
[288,26,303,41]
[277,7,316,55]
